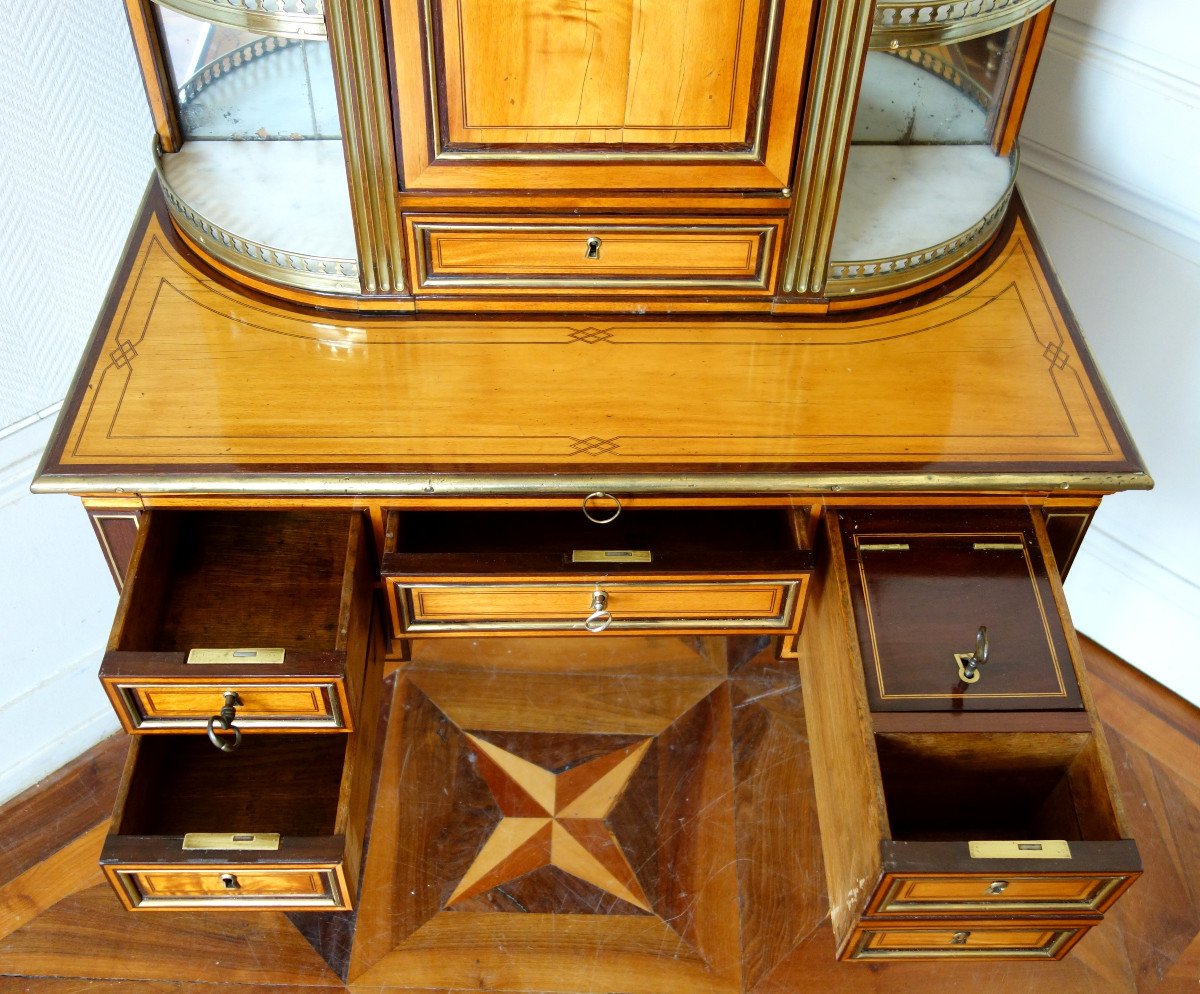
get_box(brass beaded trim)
[826,151,1018,297]
[871,0,1055,49]
[154,139,361,296]
[154,0,326,40]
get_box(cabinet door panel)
[389,0,813,190]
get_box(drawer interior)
[386,508,806,573]
[114,734,346,837]
[114,511,356,652]
[876,732,1122,843]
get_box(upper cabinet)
[124,0,1058,310]
[386,0,815,191]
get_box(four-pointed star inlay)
[447,734,653,912]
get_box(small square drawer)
[382,507,811,637]
[838,508,1085,712]
[846,921,1087,960]
[102,629,383,913]
[100,510,374,733]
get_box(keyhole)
[585,237,601,260]
[221,873,240,890]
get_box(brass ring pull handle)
[585,589,613,633]
[582,492,621,525]
[987,880,1009,895]
[954,626,989,685]
[951,931,971,946]
[207,691,244,752]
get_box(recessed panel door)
[388,0,814,191]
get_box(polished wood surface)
[3,639,1197,990]
[36,195,1145,494]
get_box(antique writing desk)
[34,0,1149,985]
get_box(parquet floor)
[1,636,1197,994]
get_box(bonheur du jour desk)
[32,185,1147,983]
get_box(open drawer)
[838,508,1085,712]
[101,615,385,911]
[798,507,1140,961]
[381,507,812,637]
[100,511,374,734]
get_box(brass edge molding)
[783,0,875,296]
[827,151,1018,296]
[30,471,1153,497]
[124,0,182,153]
[155,0,327,39]
[871,0,1056,50]
[325,0,406,295]
[153,140,361,296]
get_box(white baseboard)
[0,648,120,804]
[0,416,120,805]
[1066,528,1200,707]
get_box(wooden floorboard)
[1,638,1197,993]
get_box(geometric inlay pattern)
[568,436,621,456]
[447,735,652,912]
[568,327,615,345]
[1044,340,1071,369]
[109,339,138,369]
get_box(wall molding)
[1047,14,1200,107]
[1020,140,1200,248]
[1021,13,1200,248]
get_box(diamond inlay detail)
[568,327,614,344]
[1043,341,1070,369]
[569,436,620,456]
[448,735,653,912]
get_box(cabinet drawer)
[847,922,1086,960]
[382,507,811,637]
[392,579,803,635]
[405,215,782,294]
[100,510,373,733]
[102,616,383,913]
[871,869,1136,915]
[112,867,341,909]
[839,508,1085,712]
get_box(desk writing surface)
[36,198,1145,495]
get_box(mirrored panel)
[152,4,358,295]
[829,27,1022,295]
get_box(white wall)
[0,2,152,801]
[0,0,1196,805]
[1019,0,1200,703]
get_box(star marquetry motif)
[447,734,653,912]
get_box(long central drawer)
[382,506,812,637]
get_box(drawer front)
[872,873,1131,914]
[389,579,803,635]
[406,215,782,294]
[110,867,345,909]
[110,681,345,731]
[839,508,1085,712]
[847,923,1085,960]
